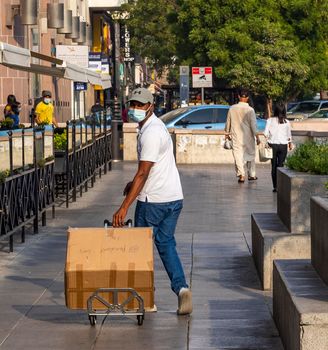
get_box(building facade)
[0,0,93,123]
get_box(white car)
[287,100,328,120]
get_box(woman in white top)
[264,103,292,192]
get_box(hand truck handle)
[104,219,133,228]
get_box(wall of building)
[0,0,93,124]
[0,0,29,122]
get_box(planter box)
[54,150,66,174]
[311,196,328,284]
[277,168,328,233]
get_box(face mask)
[44,98,51,104]
[128,106,150,123]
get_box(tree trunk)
[265,97,272,119]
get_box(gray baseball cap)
[128,88,153,104]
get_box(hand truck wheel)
[137,315,144,326]
[89,315,97,326]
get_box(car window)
[289,102,320,113]
[320,102,328,109]
[310,110,328,118]
[213,108,229,123]
[177,109,214,125]
[160,107,192,124]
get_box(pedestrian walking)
[225,89,260,183]
[264,103,292,192]
[112,87,192,315]
[34,90,58,127]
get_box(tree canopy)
[123,0,328,102]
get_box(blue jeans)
[134,199,188,295]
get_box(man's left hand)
[112,207,127,227]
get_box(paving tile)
[0,163,282,349]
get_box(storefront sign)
[120,25,134,62]
[101,54,110,74]
[56,45,89,68]
[74,82,88,91]
[88,52,102,73]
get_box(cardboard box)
[65,227,154,311]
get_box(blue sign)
[74,82,88,91]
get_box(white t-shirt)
[137,114,183,203]
[264,117,292,144]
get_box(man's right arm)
[112,161,154,227]
[225,110,231,138]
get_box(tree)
[122,0,179,74]
[124,0,328,110]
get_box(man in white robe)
[225,90,260,183]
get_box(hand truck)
[86,219,145,326]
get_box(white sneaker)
[177,287,193,315]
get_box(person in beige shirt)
[225,89,260,183]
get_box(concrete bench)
[311,196,328,285]
[273,260,328,350]
[252,213,310,290]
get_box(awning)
[62,62,88,83]
[101,74,112,89]
[86,70,102,86]
[0,42,31,67]
[0,41,110,88]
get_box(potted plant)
[0,117,14,130]
[54,129,67,174]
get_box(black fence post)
[91,121,95,188]
[104,111,108,174]
[51,125,55,219]
[72,120,77,202]
[65,121,70,208]
[41,127,47,226]
[22,129,25,170]
[8,131,13,176]
[33,127,39,234]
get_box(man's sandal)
[248,176,258,181]
[238,176,245,183]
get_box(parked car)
[287,100,328,120]
[307,108,328,119]
[159,105,267,131]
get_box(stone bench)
[251,169,327,290]
[252,213,310,290]
[273,259,328,350]
[273,197,328,350]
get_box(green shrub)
[1,117,14,130]
[286,142,328,175]
[0,170,10,183]
[54,129,67,150]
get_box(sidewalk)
[0,163,283,349]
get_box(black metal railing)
[0,114,112,252]
[0,126,55,251]
[54,114,112,208]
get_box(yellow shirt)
[35,101,54,125]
